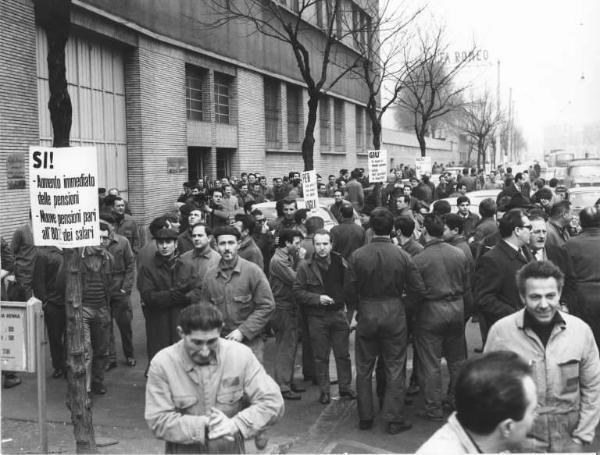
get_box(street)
[3,288,479,454]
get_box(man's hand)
[208,407,238,441]
[319,295,334,305]
[225,329,244,342]
[562,437,584,453]
[298,247,307,260]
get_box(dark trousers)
[307,310,352,393]
[272,307,299,392]
[299,306,315,379]
[414,309,466,413]
[355,301,408,423]
[142,306,182,363]
[82,305,110,389]
[108,293,134,362]
[43,302,66,371]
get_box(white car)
[565,186,600,215]
[439,189,501,214]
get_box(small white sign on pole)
[29,146,100,247]
[368,149,387,183]
[301,170,318,212]
[415,155,432,179]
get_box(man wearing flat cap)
[137,227,200,363]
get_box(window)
[355,105,364,151]
[214,72,232,124]
[287,84,302,148]
[320,97,330,148]
[334,99,344,150]
[186,66,207,121]
[264,78,281,148]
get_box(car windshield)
[569,191,600,208]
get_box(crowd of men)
[2,161,600,453]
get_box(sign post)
[415,156,432,180]
[301,170,318,213]
[1,299,46,452]
[368,150,387,183]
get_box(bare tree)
[205,0,372,170]
[459,91,503,169]
[394,27,474,157]
[33,0,97,452]
[343,0,425,150]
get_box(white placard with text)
[368,149,387,183]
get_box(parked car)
[564,158,600,188]
[565,186,600,215]
[439,189,502,214]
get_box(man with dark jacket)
[102,215,136,370]
[202,188,230,231]
[33,246,66,379]
[294,229,357,405]
[176,208,203,255]
[348,208,426,435]
[346,169,365,212]
[270,229,305,400]
[330,205,365,259]
[469,198,498,260]
[137,228,198,364]
[10,218,37,301]
[473,209,534,342]
[110,196,141,254]
[456,196,480,240]
[565,206,600,346]
[233,214,264,268]
[412,215,472,421]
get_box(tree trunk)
[33,0,97,452]
[416,130,427,157]
[370,112,381,151]
[301,94,319,171]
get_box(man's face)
[293,173,300,180]
[317,176,323,184]
[410,179,418,188]
[221,178,229,186]
[314,233,332,258]
[99,228,110,248]
[198,179,204,188]
[396,197,407,211]
[232,220,247,239]
[224,186,232,197]
[442,224,455,241]
[403,186,412,196]
[458,201,470,216]
[329,176,336,185]
[216,234,240,262]
[274,178,282,187]
[248,175,256,184]
[260,177,267,187]
[188,210,202,226]
[191,225,210,250]
[191,188,200,196]
[286,236,302,255]
[283,203,296,220]
[179,327,220,365]
[240,185,248,195]
[505,375,537,451]
[489,174,496,183]
[515,216,532,246]
[439,175,447,184]
[458,184,467,195]
[212,191,223,205]
[528,219,547,252]
[254,213,266,227]
[253,184,261,194]
[522,276,561,325]
[334,191,343,203]
[156,239,177,256]
[113,200,125,215]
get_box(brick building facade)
[1,0,457,237]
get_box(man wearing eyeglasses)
[474,209,534,342]
[145,303,283,454]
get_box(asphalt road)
[3,289,600,454]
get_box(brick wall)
[237,69,268,176]
[0,0,39,239]
[125,36,187,226]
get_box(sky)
[420,0,600,156]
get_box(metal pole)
[36,307,48,453]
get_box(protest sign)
[368,149,387,183]
[301,170,318,212]
[29,146,100,247]
[415,155,432,179]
